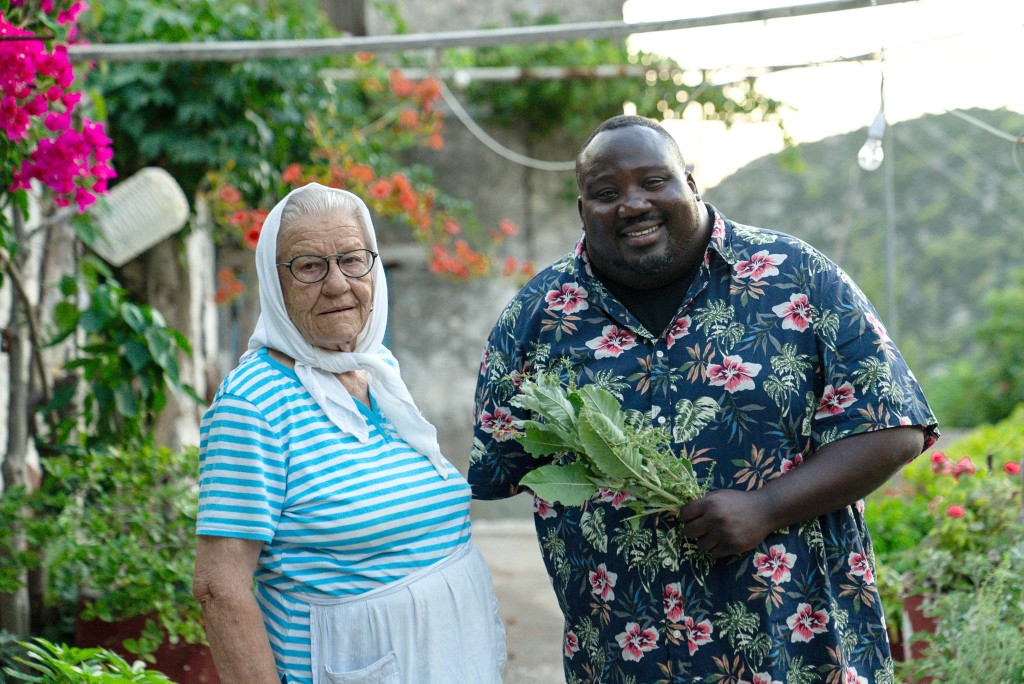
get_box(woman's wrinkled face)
[277,212,373,352]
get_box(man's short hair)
[575,115,686,190]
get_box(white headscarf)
[245,182,448,478]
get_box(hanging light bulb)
[857,111,887,171]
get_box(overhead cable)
[434,78,576,172]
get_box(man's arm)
[678,426,925,558]
[193,535,280,684]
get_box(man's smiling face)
[577,124,706,290]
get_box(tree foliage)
[443,12,788,143]
[82,0,343,200]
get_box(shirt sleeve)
[467,300,548,500]
[808,254,939,453]
[196,393,287,541]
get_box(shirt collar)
[573,203,739,285]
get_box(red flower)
[218,183,241,204]
[398,108,419,130]
[945,504,965,519]
[1004,461,1021,476]
[280,163,303,185]
[347,164,375,185]
[388,69,414,97]
[369,178,392,199]
[951,456,975,480]
[243,227,261,250]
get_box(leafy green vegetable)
[511,370,709,525]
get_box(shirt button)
[672,630,682,638]
[656,350,665,358]
[657,416,667,425]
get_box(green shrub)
[897,550,1024,683]
[2,638,173,682]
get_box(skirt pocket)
[322,651,400,684]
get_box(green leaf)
[510,372,578,433]
[78,308,107,333]
[576,384,626,430]
[58,275,78,297]
[124,339,151,372]
[577,407,637,480]
[120,302,147,332]
[517,423,571,458]
[519,462,597,507]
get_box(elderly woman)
[193,182,506,684]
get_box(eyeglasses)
[277,249,378,283]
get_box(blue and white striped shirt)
[197,347,472,684]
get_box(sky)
[622,0,1024,187]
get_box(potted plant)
[39,442,216,682]
[897,549,1024,683]
[866,406,1024,661]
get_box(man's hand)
[677,426,927,559]
[678,489,772,558]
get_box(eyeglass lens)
[290,250,374,282]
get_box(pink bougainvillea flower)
[847,552,875,584]
[735,249,787,280]
[786,603,829,643]
[544,282,589,314]
[585,325,637,360]
[1005,461,1021,476]
[814,382,856,418]
[589,563,617,602]
[681,615,713,656]
[753,544,797,585]
[665,315,691,349]
[563,631,579,658]
[771,293,813,332]
[945,504,965,519]
[707,355,762,393]
[662,582,684,622]
[615,622,658,662]
[478,407,518,442]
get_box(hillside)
[708,108,1024,390]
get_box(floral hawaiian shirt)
[469,208,939,684]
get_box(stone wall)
[356,0,624,473]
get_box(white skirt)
[302,540,506,684]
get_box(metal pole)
[883,121,898,339]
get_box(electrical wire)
[434,77,577,172]
[945,109,1024,178]
[947,109,1023,143]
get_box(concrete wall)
[359,1,624,474]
